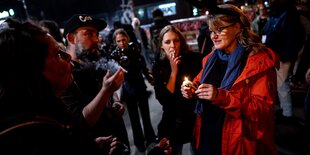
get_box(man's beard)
[76,44,101,62]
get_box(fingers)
[114,68,126,78]
[107,68,125,87]
[159,137,170,148]
[169,55,181,74]
[109,138,123,155]
[95,135,113,144]
[174,56,182,63]
[182,83,216,100]
[195,84,218,100]
[107,67,126,80]
[110,137,119,147]
[181,86,195,99]
[169,54,181,63]
[158,137,172,154]
[112,102,125,116]
[104,70,112,79]
[104,69,121,83]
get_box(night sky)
[0,0,170,25]
[25,0,117,23]
[25,0,157,24]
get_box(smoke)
[95,57,122,74]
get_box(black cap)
[63,14,107,37]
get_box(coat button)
[245,79,250,84]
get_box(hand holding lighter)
[182,77,197,89]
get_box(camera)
[110,47,129,67]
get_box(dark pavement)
[275,89,309,155]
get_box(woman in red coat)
[181,4,279,155]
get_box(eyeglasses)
[58,49,71,62]
[209,23,236,36]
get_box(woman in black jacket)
[152,25,203,155]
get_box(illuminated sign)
[0,11,9,19]
[0,9,15,19]
[146,2,176,18]
[158,2,176,16]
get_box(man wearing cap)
[60,14,130,155]
[63,14,108,61]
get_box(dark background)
[0,0,167,24]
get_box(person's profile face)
[42,34,73,96]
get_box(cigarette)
[169,49,175,58]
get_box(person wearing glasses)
[181,4,279,155]
[0,18,107,154]
[61,14,130,155]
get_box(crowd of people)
[0,0,309,155]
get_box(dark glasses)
[58,49,71,62]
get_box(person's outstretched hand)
[181,84,196,99]
[102,67,126,92]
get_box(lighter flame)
[182,76,196,89]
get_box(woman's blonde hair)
[207,4,267,53]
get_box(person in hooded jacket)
[181,4,279,155]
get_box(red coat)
[193,48,279,155]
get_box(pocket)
[242,117,263,140]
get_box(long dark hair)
[39,20,64,44]
[0,18,51,106]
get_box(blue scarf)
[195,44,245,114]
